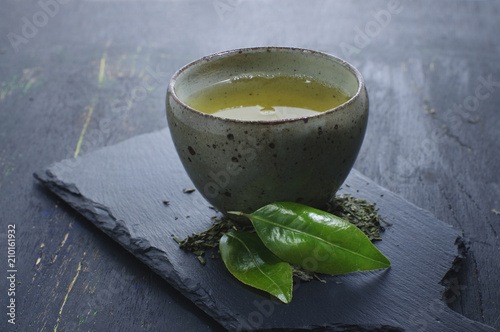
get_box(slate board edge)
[340,172,497,332]
[33,169,245,331]
[343,168,472,292]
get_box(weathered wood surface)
[1,0,499,331]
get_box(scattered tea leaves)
[327,194,390,241]
[291,265,314,282]
[183,188,196,194]
[173,216,254,264]
[162,200,170,206]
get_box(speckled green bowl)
[166,47,368,216]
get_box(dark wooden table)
[1,1,499,331]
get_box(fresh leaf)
[229,202,391,276]
[219,231,293,303]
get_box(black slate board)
[34,128,495,332]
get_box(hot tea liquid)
[184,75,351,121]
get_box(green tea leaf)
[231,202,391,276]
[219,231,293,303]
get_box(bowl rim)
[167,46,365,125]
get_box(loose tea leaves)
[173,217,233,263]
[219,231,293,303]
[327,194,390,241]
[229,202,391,276]
[173,216,253,263]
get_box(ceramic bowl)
[166,47,368,216]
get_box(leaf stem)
[227,211,245,216]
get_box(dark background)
[1,0,499,331]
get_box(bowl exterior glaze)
[166,47,368,215]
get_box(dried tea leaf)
[173,216,254,264]
[327,194,390,241]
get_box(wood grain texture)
[1,0,499,331]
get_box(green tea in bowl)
[184,75,351,121]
